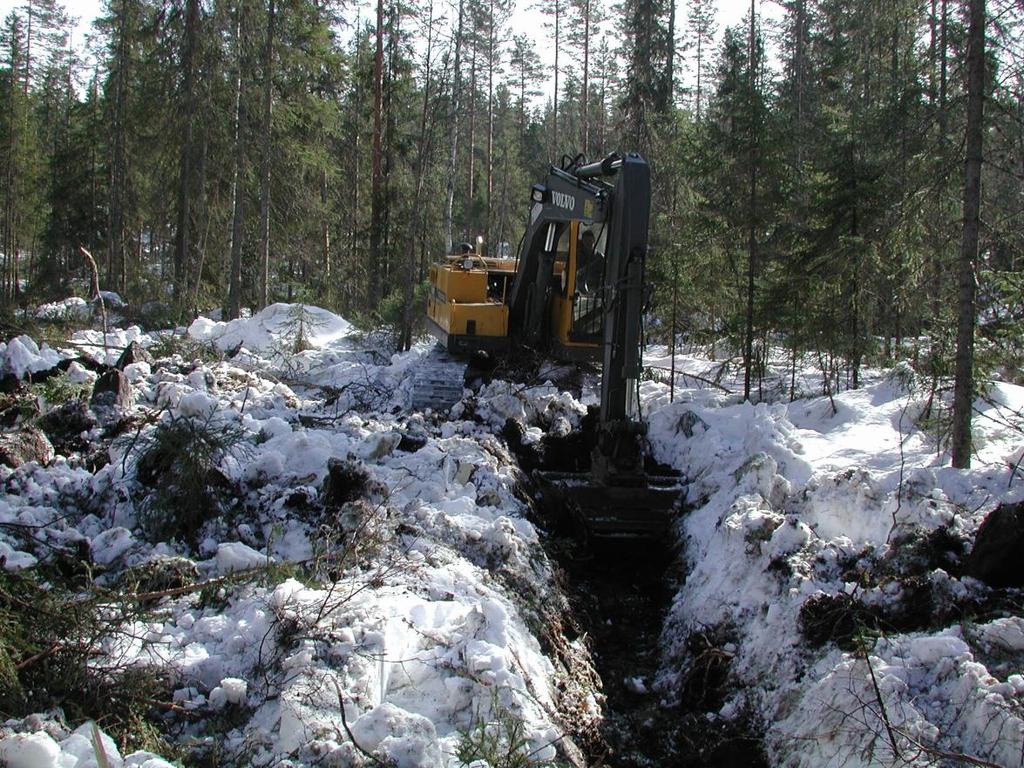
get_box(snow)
[1,304,581,767]
[1,335,66,378]
[35,297,90,321]
[644,349,1024,767]
[0,540,38,571]
[0,731,61,768]
[214,541,271,573]
[2,308,1023,767]
[69,326,150,367]
[188,302,353,354]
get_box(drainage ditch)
[504,416,769,767]
[549,536,770,768]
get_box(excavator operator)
[576,228,606,293]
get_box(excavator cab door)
[547,221,605,360]
[570,223,607,341]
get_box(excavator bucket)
[534,470,683,542]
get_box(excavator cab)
[545,221,608,359]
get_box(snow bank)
[0,721,176,768]
[69,326,150,367]
[0,335,66,378]
[643,360,1024,766]
[35,296,90,321]
[0,306,583,767]
[7,307,1023,766]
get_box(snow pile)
[470,379,588,438]
[69,326,151,367]
[5,303,1024,766]
[0,720,174,768]
[778,624,1024,767]
[645,366,1024,766]
[0,304,586,767]
[0,335,66,378]
[188,303,352,354]
[35,296,90,321]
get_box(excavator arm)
[527,152,681,540]
[593,153,651,484]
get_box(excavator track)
[409,349,466,412]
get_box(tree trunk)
[468,50,476,203]
[227,2,245,320]
[486,0,495,247]
[553,0,560,155]
[382,0,399,289]
[743,0,757,402]
[320,168,330,292]
[581,0,590,155]
[257,0,277,309]
[666,0,675,105]
[695,14,703,118]
[401,0,436,348]
[108,0,130,295]
[443,0,464,254]
[369,0,385,307]
[191,127,210,314]
[951,0,985,469]
[416,0,435,281]
[173,0,199,307]
[2,32,19,302]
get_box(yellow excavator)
[426,153,626,364]
[424,152,681,540]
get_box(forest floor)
[0,301,1023,768]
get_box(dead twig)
[647,365,732,393]
[15,641,62,671]
[858,640,900,759]
[79,247,108,362]
[333,678,380,763]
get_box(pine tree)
[683,0,715,116]
[0,11,45,303]
[620,0,671,153]
[507,34,542,144]
[951,0,986,468]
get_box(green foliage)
[145,332,221,365]
[280,303,327,353]
[0,567,174,749]
[33,371,91,409]
[456,691,566,768]
[131,411,250,544]
[0,0,1019,406]
[378,281,429,345]
[977,269,1024,385]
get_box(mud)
[560,540,676,767]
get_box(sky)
[0,0,761,68]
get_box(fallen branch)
[860,634,1005,768]
[15,641,62,671]
[647,365,732,393]
[333,679,380,763]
